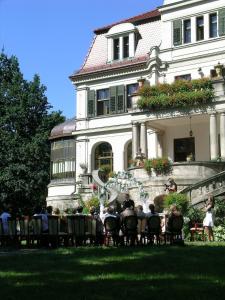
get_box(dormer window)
[106,23,136,62]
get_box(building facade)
[47,0,225,209]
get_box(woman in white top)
[203,196,215,242]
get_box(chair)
[18,217,30,246]
[65,215,74,245]
[104,216,120,246]
[137,218,147,245]
[0,219,4,246]
[6,218,19,247]
[85,216,97,245]
[122,215,138,246]
[165,215,184,245]
[48,215,60,248]
[190,222,205,241]
[147,215,161,245]
[74,215,86,246]
[29,216,42,246]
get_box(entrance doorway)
[174,137,195,162]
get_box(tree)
[0,52,65,212]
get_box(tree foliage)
[0,52,65,211]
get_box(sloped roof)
[71,55,148,78]
[70,8,161,81]
[49,118,76,140]
[94,9,160,34]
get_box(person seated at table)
[166,205,182,232]
[90,206,104,245]
[120,200,136,220]
[135,205,146,219]
[53,207,61,217]
[46,206,53,216]
[0,206,12,234]
[146,204,158,218]
[33,206,48,233]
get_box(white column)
[88,154,92,174]
[140,122,147,158]
[129,32,135,58]
[156,132,163,158]
[220,112,225,160]
[132,122,139,159]
[204,14,210,40]
[210,113,218,160]
[119,36,123,60]
[191,16,196,42]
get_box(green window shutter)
[87,90,96,117]
[173,20,182,46]
[109,86,117,114]
[117,85,125,113]
[219,8,225,36]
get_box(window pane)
[113,38,119,60]
[127,83,138,109]
[123,36,129,58]
[196,16,204,41]
[97,89,109,100]
[184,19,191,43]
[209,13,217,38]
[175,74,191,81]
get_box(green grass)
[0,242,225,300]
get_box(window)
[209,13,217,38]
[123,36,129,58]
[196,16,204,41]
[87,85,126,117]
[127,83,138,109]
[184,19,191,43]
[97,89,110,116]
[175,74,191,81]
[113,38,120,60]
[219,8,225,36]
[113,35,130,61]
[173,19,182,46]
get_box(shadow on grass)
[0,243,225,300]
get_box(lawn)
[0,242,225,300]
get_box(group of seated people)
[0,198,183,246]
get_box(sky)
[0,0,163,119]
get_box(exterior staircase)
[180,170,225,207]
[92,170,118,204]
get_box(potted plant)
[186,153,194,162]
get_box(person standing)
[203,196,215,242]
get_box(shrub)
[214,197,225,226]
[164,193,189,215]
[144,157,173,175]
[85,196,100,212]
[154,194,166,213]
[185,206,205,223]
[214,225,225,242]
[137,78,214,111]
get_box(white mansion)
[47,0,225,209]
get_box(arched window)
[95,142,113,173]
